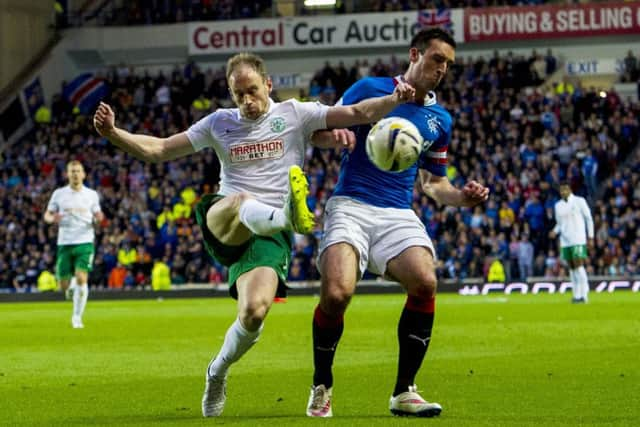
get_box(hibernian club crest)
[270,117,286,133]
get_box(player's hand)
[462,180,489,206]
[53,213,63,224]
[392,80,415,103]
[548,230,557,240]
[329,129,356,152]
[93,102,116,137]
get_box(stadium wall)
[1,277,638,303]
[0,0,54,91]
[32,6,640,105]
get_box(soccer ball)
[365,117,423,172]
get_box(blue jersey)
[333,77,452,209]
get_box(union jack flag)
[62,73,109,115]
[417,8,453,33]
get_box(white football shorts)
[318,196,435,277]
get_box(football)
[365,117,423,172]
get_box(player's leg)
[202,232,290,417]
[385,246,441,417]
[71,271,89,328]
[59,278,72,299]
[307,197,368,418]
[306,243,359,417]
[569,264,580,301]
[368,206,441,417]
[202,267,278,417]
[70,244,94,328]
[205,167,314,241]
[210,267,278,378]
[55,245,78,327]
[573,246,589,302]
[563,247,580,302]
[56,245,73,295]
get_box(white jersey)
[553,194,594,247]
[186,98,329,208]
[47,185,101,245]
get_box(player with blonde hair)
[44,160,104,329]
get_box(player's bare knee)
[409,274,437,299]
[239,298,270,331]
[320,285,352,316]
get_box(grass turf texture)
[1,293,638,426]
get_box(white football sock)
[569,269,580,299]
[238,199,288,236]
[69,276,78,291]
[207,318,263,378]
[73,284,89,317]
[577,266,589,302]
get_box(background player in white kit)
[550,181,594,303]
[44,160,104,329]
[93,52,415,417]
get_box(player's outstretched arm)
[324,81,415,129]
[420,170,489,207]
[93,102,194,163]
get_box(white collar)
[423,91,437,107]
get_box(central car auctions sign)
[465,2,640,42]
[188,10,464,55]
[188,3,639,55]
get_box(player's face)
[408,39,455,92]
[559,184,571,200]
[228,66,272,120]
[67,164,85,188]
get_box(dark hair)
[410,28,456,53]
[558,180,570,188]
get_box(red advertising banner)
[464,2,640,42]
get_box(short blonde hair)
[66,160,84,170]
[226,52,268,82]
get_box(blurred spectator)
[37,270,57,292]
[108,263,127,289]
[151,257,171,290]
[517,234,534,280]
[487,257,506,283]
[622,50,638,82]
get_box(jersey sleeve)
[46,189,60,213]
[580,197,594,238]
[339,78,375,107]
[417,113,451,177]
[186,112,219,152]
[90,191,102,214]
[291,99,329,139]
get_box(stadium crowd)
[80,0,550,26]
[1,48,639,292]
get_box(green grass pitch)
[1,292,638,426]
